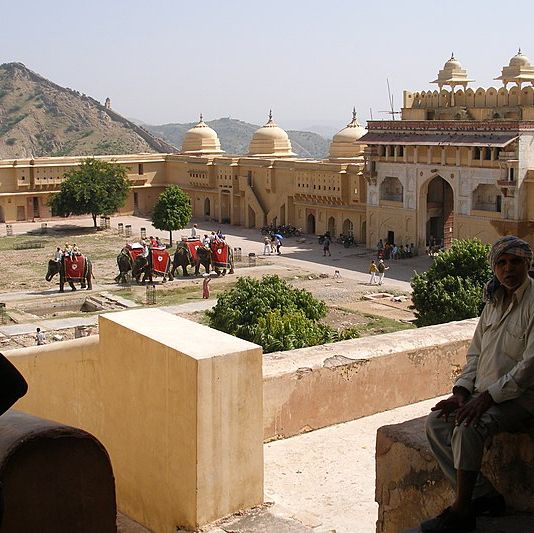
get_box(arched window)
[380,177,403,202]
[472,184,502,212]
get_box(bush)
[411,239,492,326]
[207,275,348,353]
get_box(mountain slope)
[145,117,331,159]
[0,62,177,158]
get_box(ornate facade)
[361,51,534,249]
[0,112,368,242]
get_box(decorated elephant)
[46,255,93,292]
[131,247,174,284]
[115,244,173,284]
[114,247,133,284]
[202,241,234,276]
[171,240,210,277]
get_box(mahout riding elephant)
[46,255,93,292]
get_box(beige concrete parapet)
[7,309,263,532]
[263,319,477,441]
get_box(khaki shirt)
[455,277,534,413]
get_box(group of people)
[53,242,82,262]
[376,239,417,260]
[368,259,389,285]
[191,224,227,248]
[262,235,283,255]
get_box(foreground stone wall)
[376,416,534,533]
[6,309,263,533]
[263,319,477,441]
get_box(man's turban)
[488,235,532,272]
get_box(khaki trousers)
[425,395,532,498]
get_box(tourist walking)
[275,236,282,255]
[263,236,271,255]
[369,260,378,284]
[323,234,331,256]
[191,224,198,238]
[377,259,389,285]
[202,274,212,299]
[35,328,46,346]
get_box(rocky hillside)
[0,62,177,158]
[145,117,331,159]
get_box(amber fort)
[3,53,534,251]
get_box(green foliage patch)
[151,185,192,246]
[48,158,130,228]
[410,239,492,326]
[207,275,364,353]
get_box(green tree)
[411,239,492,326]
[49,158,130,228]
[151,185,192,246]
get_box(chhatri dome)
[248,111,296,158]
[431,54,473,90]
[329,108,366,160]
[495,49,534,87]
[181,114,224,155]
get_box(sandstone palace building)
[361,51,534,249]
[3,52,534,248]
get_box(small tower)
[104,97,111,109]
[495,49,534,88]
[431,54,474,106]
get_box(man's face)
[494,253,529,292]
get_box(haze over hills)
[0,62,176,159]
[0,62,331,160]
[144,118,331,159]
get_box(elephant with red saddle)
[172,239,234,277]
[46,255,93,292]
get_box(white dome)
[181,115,223,154]
[510,50,531,67]
[248,111,295,157]
[329,109,366,160]
[444,56,462,70]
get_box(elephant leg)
[182,264,189,277]
[59,277,65,293]
[69,281,76,291]
[168,270,174,282]
[87,273,92,290]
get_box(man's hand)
[431,387,469,421]
[455,390,494,427]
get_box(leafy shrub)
[411,239,492,326]
[207,275,346,353]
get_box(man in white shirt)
[35,328,46,346]
[421,236,534,533]
[191,224,198,238]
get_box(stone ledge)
[263,320,477,440]
[376,415,534,533]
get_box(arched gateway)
[425,176,454,249]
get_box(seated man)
[422,235,534,533]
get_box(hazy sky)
[2,0,534,134]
